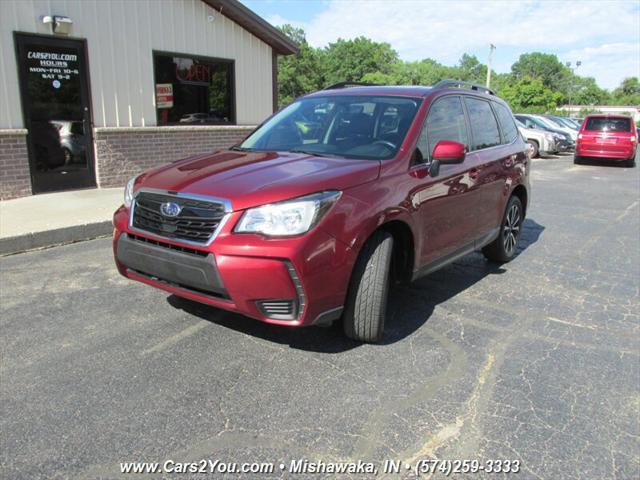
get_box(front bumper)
[116,234,228,297]
[540,137,556,154]
[556,139,574,152]
[113,206,354,327]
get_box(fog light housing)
[256,299,298,320]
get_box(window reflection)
[154,52,234,125]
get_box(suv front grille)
[132,192,226,243]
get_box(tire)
[527,140,539,158]
[574,155,582,164]
[343,231,393,342]
[626,157,636,168]
[482,196,523,263]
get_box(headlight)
[235,191,341,236]
[124,176,136,208]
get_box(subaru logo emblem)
[160,202,181,217]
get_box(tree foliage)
[499,76,563,112]
[511,52,571,94]
[570,76,610,106]
[611,77,640,105]
[276,25,324,106]
[277,26,638,111]
[456,54,488,84]
[323,37,398,85]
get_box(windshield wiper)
[229,145,254,151]
[289,149,345,159]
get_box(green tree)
[570,77,610,106]
[362,58,458,86]
[273,26,620,114]
[611,77,640,105]
[511,52,571,94]
[276,25,323,107]
[323,37,398,85]
[499,76,563,112]
[455,54,488,84]
[490,72,514,93]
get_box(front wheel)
[527,140,539,159]
[482,196,523,263]
[343,231,393,342]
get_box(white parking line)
[142,320,209,355]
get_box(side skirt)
[411,227,499,282]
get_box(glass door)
[15,33,96,194]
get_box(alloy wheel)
[503,203,521,255]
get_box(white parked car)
[530,114,578,141]
[516,119,557,157]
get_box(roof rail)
[434,80,495,95]
[324,81,379,90]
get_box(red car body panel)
[136,150,381,212]
[113,86,530,327]
[576,114,637,161]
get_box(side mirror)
[430,140,466,177]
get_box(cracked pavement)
[1,155,638,479]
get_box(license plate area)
[596,137,617,145]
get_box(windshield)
[548,116,573,129]
[537,117,561,129]
[238,95,421,160]
[557,117,578,129]
[527,117,554,131]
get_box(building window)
[153,51,234,125]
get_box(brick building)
[0,0,297,199]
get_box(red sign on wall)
[156,83,173,108]
[176,63,211,85]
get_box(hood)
[136,150,380,211]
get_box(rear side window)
[417,96,468,161]
[493,102,519,144]
[585,117,631,132]
[464,97,501,150]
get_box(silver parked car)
[516,119,557,157]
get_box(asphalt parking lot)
[1,154,639,479]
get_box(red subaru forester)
[113,80,530,342]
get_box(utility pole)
[565,60,582,116]
[486,44,496,88]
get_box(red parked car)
[113,80,530,342]
[575,114,637,167]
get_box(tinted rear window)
[585,117,631,132]
[493,102,519,144]
[464,97,501,150]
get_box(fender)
[320,189,418,265]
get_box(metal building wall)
[0,0,274,128]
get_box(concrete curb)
[0,221,113,256]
